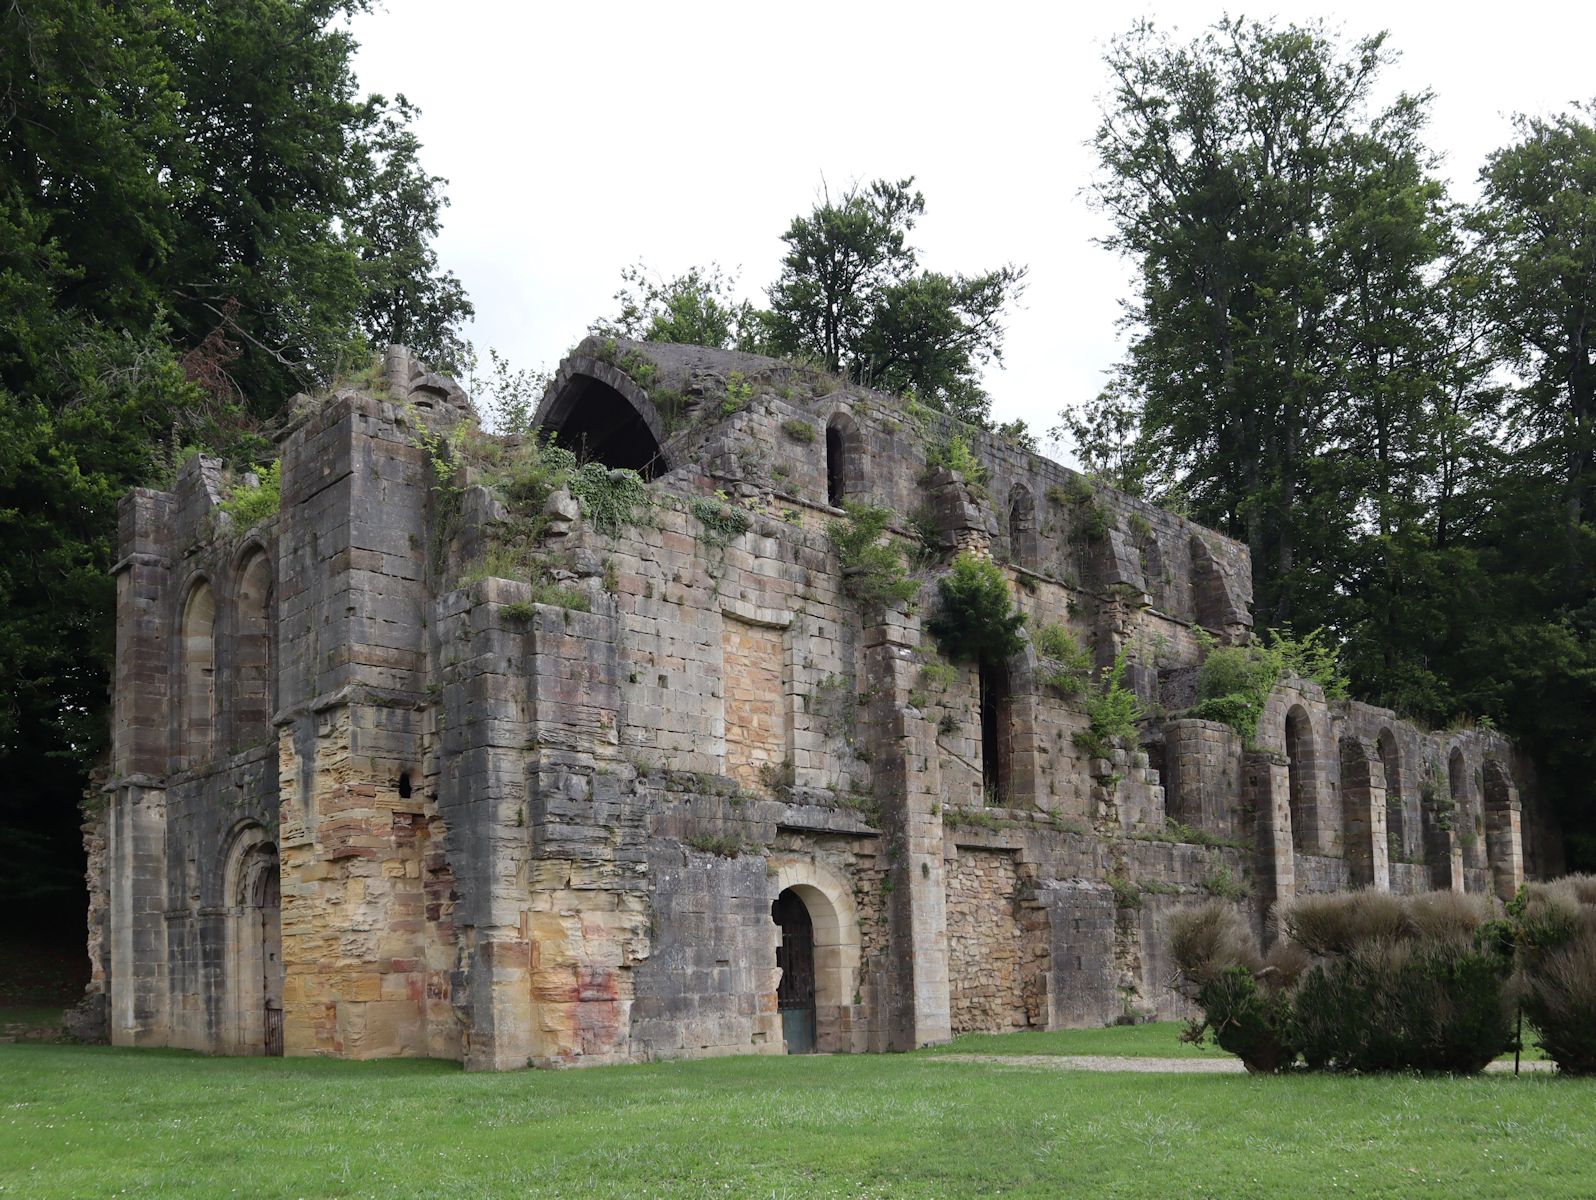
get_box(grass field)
[2,1028,1589,1199]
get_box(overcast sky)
[350,1,1595,456]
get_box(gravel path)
[934,1053,1556,1074]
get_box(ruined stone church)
[84,338,1563,1068]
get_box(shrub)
[925,433,989,489]
[1185,628,1349,744]
[220,461,281,529]
[689,495,750,549]
[497,434,578,512]
[1293,937,1514,1074]
[1284,891,1513,1074]
[1513,875,1596,1075]
[1034,622,1093,697]
[1177,891,1516,1076]
[1169,902,1304,1073]
[567,463,649,535]
[1188,642,1279,745]
[827,502,917,610]
[1073,652,1144,759]
[925,553,1025,664]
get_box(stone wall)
[91,337,1559,1068]
[945,848,1027,1034]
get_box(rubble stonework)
[81,339,1565,1064]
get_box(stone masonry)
[79,338,1565,1066]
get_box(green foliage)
[1189,643,1280,745]
[0,0,474,912]
[826,503,917,610]
[1271,627,1350,702]
[721,372,755,417]
[592,262,755,351]
[494,433,579,514]
[1511,876,1596,1075]
[1033,622,1093,697]
[925,553,1025,665]
[1106,873,1142,910]
[761,177,1026,428]
[219,461,281,530]
[1200,864,1252,901]
[685,834,745,857]
[1188,628,1347,744]
[1074,652,1145,759]
[567,464,649,536]
[924,433,989,489]
[780,418,815,443]
[689,496,750,550]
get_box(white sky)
[351,1,1596,455]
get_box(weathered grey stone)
[83,338,1562,1070]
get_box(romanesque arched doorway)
[772,889,816,1053]
[224,825,284,1056]
[768,861,862,1054]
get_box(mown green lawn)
[1,1034,1589,1199]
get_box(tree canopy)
[0,0,472,920]
[596,178,1027,429]
[1074,14,1596,866]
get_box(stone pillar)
[862,605,952,1050]
[105,486,177,1044]
[107,782,169,1045]
[1487,779,1525,902]
[430,579,538,1070]
[519,587,648,1068]
[1162,719,1243,842]
[273,393,434,1059]
[1245,751,1293,921]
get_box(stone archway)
[222,824,283,1055]
[534,351,672,478]
[768,859,861,1054]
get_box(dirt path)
[933,1053,1556,1074]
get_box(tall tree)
[764,178,1025,426]
[1472,105,1596,535]
[0,0,472,925]
[1081,17,1446,631]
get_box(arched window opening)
[1339,737,1377,889]
[980,660,1012,805]
[398,771,413,800]
[1448,747,1483,870]
[181,580,217,768]
[1285,706,1315,854]
[1008,485,1038,570]
[1482,761,1522,901]
[825,414,863,508]
[541,374,665,478]
[234,550,274,747]
[772,889,816,1054]
[1377,729,1405,860]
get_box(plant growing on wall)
[925,553,1024,664]
[567,463,650,536]
[1186,626,1348,743]
[826,502,918,609]
[1075,651,1145,759]
[1033,621,1094,696]
[219,460,281,529]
